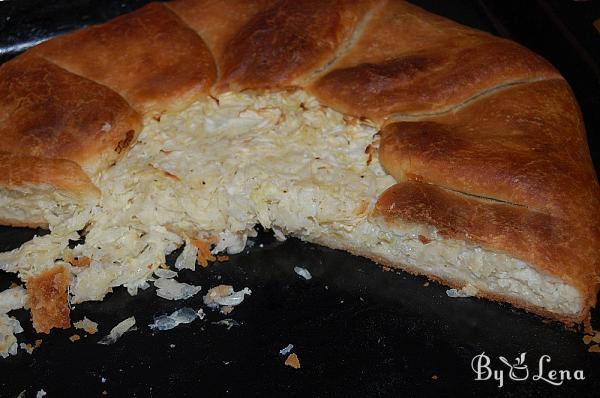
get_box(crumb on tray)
[73,317,98,335]
[285,353,301,369]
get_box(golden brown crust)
[26,265,71,334]
[0,56,142,176]
[0,219,48,229]
[308,0,559,123]
[0,153,99,197]
[212,0,379,92]
[30,3,217,116]
[167,0,278,79]
[379,79,600,223]
[371,181,600,320]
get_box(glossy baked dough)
[0,0,598,329]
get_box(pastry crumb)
[27,265,71,333]
[74,317,98,335]
[221,305,234,315]
[19,343,35,354]
[285,353,301,369]
[191,239,216,267]
[588,344,600,353]
[69,334,81,342]
[418,235,431,244]
[22,339,43,354]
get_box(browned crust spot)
[29,3,217,116]
[27,265,71,334]
[217,0,377,91]
[284,353,301,369]
[0,56,142,176]
[191,239,217,267]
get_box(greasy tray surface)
[0,1,599,396]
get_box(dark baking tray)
[0,1,599,397]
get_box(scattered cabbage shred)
[73,317,99,335]
[154,268,178,279]
[98,316,136,345]
[0,286,27,313]
[294,266,312,280]
[154,278,201,301]
[446,285,479,298]
[149,307,200,331]
[203,285,252,310]
[0,314,23,358]
[279,344,294,356]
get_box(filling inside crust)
[0,90,582,349]
[0,186,89,228]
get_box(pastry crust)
[309,0,560,123]
[309,235,591,325]
[0,56,142,176]
[167,0,279,78]
[209,0,379,91]
[379,79,600,223]
[30,3,217,116]
[0,153,99,198]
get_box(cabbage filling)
[0,90,581,316]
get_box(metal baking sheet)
[0,1,599,396]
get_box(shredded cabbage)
[1,90,393,306]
